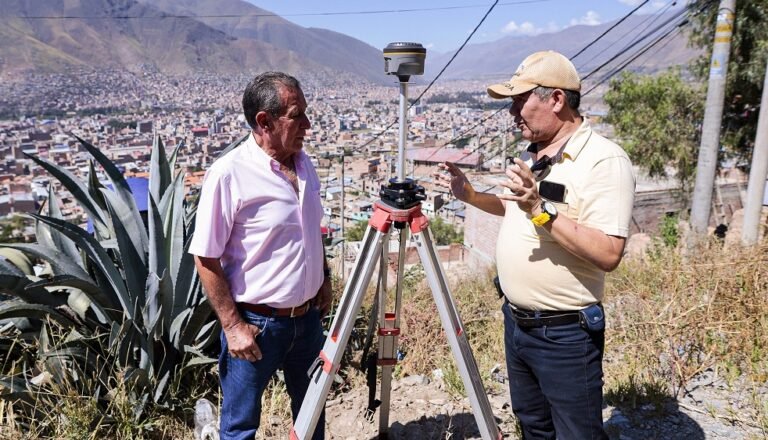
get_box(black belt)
[506,302,580,328]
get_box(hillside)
[427,12,701,81]
[139,0,388,84]
[0,2,702,84]
[0,0,339,78]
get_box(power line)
[582,20,689,97]
[570,0,652,60]
[580,7,689,82]
[352,0,501,154]
[6,0,549,20]
[580,0,714,95]
[574,0,677,71]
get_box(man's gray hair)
[242,72,302,130]
[532,86,581,113]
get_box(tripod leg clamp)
[307,350,339,379]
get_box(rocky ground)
[319,370,766,439]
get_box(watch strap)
[531,212,551,227]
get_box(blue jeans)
[218,307,326,440]
[503,303,607,440]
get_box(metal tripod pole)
[290,201,501,440]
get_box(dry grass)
[603,238,768,413]
[3,237,767,437]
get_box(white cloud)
[570,11,601,26]
[501,20,560,36]
[424,43,435,49]
[619,0,668,12]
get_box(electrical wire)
[570,0,652,60]
[352,0,500,154]
[582,20,688,97]
[8,0,547,20]
[574,0,677,71]
[580,0,713,96]
[580,7,689,82]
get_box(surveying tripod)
[290,179,501,439]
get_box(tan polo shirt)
[496,119,635,311]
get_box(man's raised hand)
[436,161,475,203]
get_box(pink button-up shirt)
[189,134,325,308]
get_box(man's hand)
[313,276,333,318]
[223,320,263,362]
[436,161,475,203]
[498,157,541,214]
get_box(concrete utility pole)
[741,58,768,246]
[690,0,736,236]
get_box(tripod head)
[380,42,427,210]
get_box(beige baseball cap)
[487,50,581,99]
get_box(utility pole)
[741,58,768,246]
[690,0,736,237]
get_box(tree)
[687,1,768,164]
[430,216,463,246]
[604,70,704,189]
[345,219,368,242]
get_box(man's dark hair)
[242,72,302,130]
[532,86,581,114]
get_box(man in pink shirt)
[190,72,331,440]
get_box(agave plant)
[0,134,245,430]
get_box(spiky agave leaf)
[75,134,149,258]
[102,190,148,306]
[36,184,82,268]
[2,243,90,280]
[167,140,184,174]
[0,247,34,275]
[27,214,134,321]
[23,152,110,239]
[0,257,69,327]
[142,271,170,341]
[157,172,185,287]
[0,300,78,328]
[86,159,108,213]
[26,276,116,324]
[149,136,172,207]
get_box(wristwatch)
[531,200,558,227]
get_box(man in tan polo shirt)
[439,50,635,439]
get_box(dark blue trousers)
[503,303,607,440]
[218,307,325,440]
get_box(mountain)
[0,0,379,80]
[140,0,388,84]
[426,12,701,81]
[0,1,700,85]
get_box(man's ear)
[255,111,270,130]
[551,89,566,113]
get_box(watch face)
[543,201,558,217]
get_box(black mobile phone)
[539,180,566,203]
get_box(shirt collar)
[561,119,592,161]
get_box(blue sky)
[247,0,675,53]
